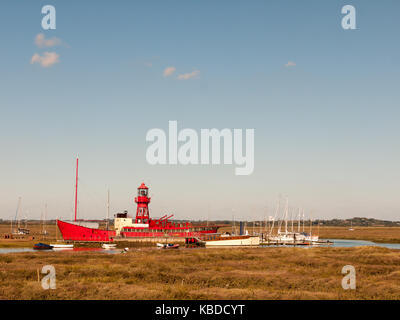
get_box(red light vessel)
[57,182,218,242]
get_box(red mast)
[74,156,79,221]
[135,183,150,224]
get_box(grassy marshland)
[0,246,399,300]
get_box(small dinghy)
[102,243,117,249]
[157,243,179,249]
[33,243,53,250]
[50,243,74,249]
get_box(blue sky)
[0,0,399,221]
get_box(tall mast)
[106,189,110,231]
[291,208,294,233]
[298,208,301,233]
[45,203,47,235]
[284,197,288,234]
[74,156,79,221]
[276,197,282,234]
[13,197,22,233]
[16,198,22,230]
[41,207,43,240]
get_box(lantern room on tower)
[135,183,151,224]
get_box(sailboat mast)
[41,208,43,236]
[298,208,301,232]
[74,156,79,221]
[284,197,288,233]
[276,198,281,234]
[291,208,294,232]
[12,197,21,233]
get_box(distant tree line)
[0,217,399,227]
[189,217,400,227]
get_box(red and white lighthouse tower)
[135,183,151,224]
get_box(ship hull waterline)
[57,219,219,243]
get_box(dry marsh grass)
[0,246,399,300]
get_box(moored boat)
[57,157,116,242]
[33,243,53,250]
[57,181,218,242]
[157,243,180,249]
[102,243,117,249]
[57,219,116,242]
[50,243,74,249]
[187,234,260,246]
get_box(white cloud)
[285,61,296,67]
[177,70,200,80]
[35,33,62,48]
[163,66,176,77]
[30,52,59,67]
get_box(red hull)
[57,219,218,242]
[57,220,115,242]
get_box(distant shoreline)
[1,224,399,247]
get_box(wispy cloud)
[285,61,296,67]
[35,33,62,48]
[177,70,200,80]
[163,66,176,77]
[30,52,59,67]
